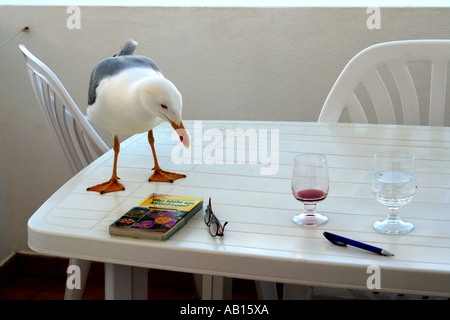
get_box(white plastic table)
[28,121,450,299]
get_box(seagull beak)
[170,120,190,149]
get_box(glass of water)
[372,151,416,234]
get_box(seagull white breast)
[87,67,164,135]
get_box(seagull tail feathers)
[118,39,138,56]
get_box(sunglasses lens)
[204,207,211,224]
[209,222,218,236]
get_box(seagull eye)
[161,104,168,109]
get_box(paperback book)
[109,193,203,241]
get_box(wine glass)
[372,151,416,234]
[291,153,329,226]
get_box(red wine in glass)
[295,189,328,202]
[292,154,329,226]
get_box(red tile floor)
[0,254,259,300]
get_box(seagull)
[86,39,190,194]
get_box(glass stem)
[387,206,400,221]
[304,203,317,215]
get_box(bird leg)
[147,130,186,183]
[87,135,125,194]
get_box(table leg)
[255,281,279,300]
[105,263,148,300]
[200,275,232,300]
[283,284,313,300]
[64,258,91,300]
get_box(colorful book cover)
[109,194,203,241]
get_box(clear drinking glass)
[372,151,416,234]
[291,153,329,226]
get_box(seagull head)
[141,78,190,148]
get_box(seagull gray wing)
[88,55,162,106]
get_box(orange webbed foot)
[148,169,186,183]
[87,178,125,194]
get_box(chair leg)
[255,281,279,300]
[64,258,91,300]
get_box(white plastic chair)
[19,44,109,300]
[19,45,109,174]
[315,40,450,300]
[319,40,450,126]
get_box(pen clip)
[323,232,347,247]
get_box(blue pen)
[323,232,394,256]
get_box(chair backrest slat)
[346,93,368,123]
[361,69,396,124]
[19,44,109,176]
[429,60,447,126]
[387,61,419,125]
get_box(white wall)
[0,131,14,266]
[0,5,449,261]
